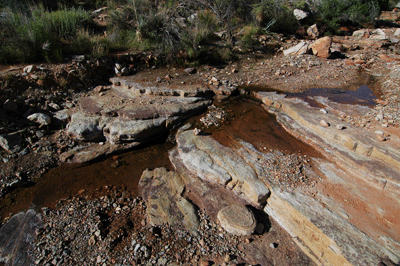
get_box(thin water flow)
[0,85,377,221]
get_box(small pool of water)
[286,85,377,107]
[0,142,173,221]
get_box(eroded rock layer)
[63,77,212,162]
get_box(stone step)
[110,76,212,98]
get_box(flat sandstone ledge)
[170,129,400,265]
[253,91,400,194]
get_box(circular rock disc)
[217,204,256,236]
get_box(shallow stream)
[0,84,378,221]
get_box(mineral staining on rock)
[139,167,200,234]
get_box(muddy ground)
[0,30,399,265]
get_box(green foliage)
[317,0,386,32]
[181,10,219,59]
[239,25,261,51]
[252,0,298,33]
[0,4,92,63]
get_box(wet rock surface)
[1,26,400,266]
[62,77,212,163]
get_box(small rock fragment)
[193,128,202,135]
[320,120,330,127]
[24,65,37,73]
[48,103,61,110]
[184,67,197,74]
[88,235,96,246]
[27,113,51,126]
[94,86,105,93]
[3,99,18,112]
[376,134,386,141]
[270,242,278,248]
[121,67,129,76]
[199,260,211,266]
[255,223,264,234]
[319,108,328,114]
[223,254,231,262]
[307,24,319,39]
[336,124,345,130]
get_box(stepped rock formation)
[62,77,212,163]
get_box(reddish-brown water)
[0,142,173,221]
[0,95,323,221]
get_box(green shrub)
[317,0,387,32]
[181,10,219,59]
[239,25,261,51]
[0,4,92,63]
[252,0,298,33]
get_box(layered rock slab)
[254,91,400,265]
[174,130,270,207]
[171,127,399,265]
[63,78,212,162]
[139,167,199,234]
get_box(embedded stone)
[27,113,51,126]
[217,205,256,236]
[320,120,330,127]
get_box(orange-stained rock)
[379,54,400,63]
[310,37,332,58]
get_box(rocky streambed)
[1,28,400,266]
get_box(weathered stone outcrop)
[63,77,213,162]
[110,76,211,97]
[254,90,400,265]
[66,112,105,142]
[0,209,42,266]
[174,130,270,207]
[139,167,199,234]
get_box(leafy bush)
[181,10,219,59]
[316,0,387,32]
[239,25,261,51]
[252,0,298,33]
